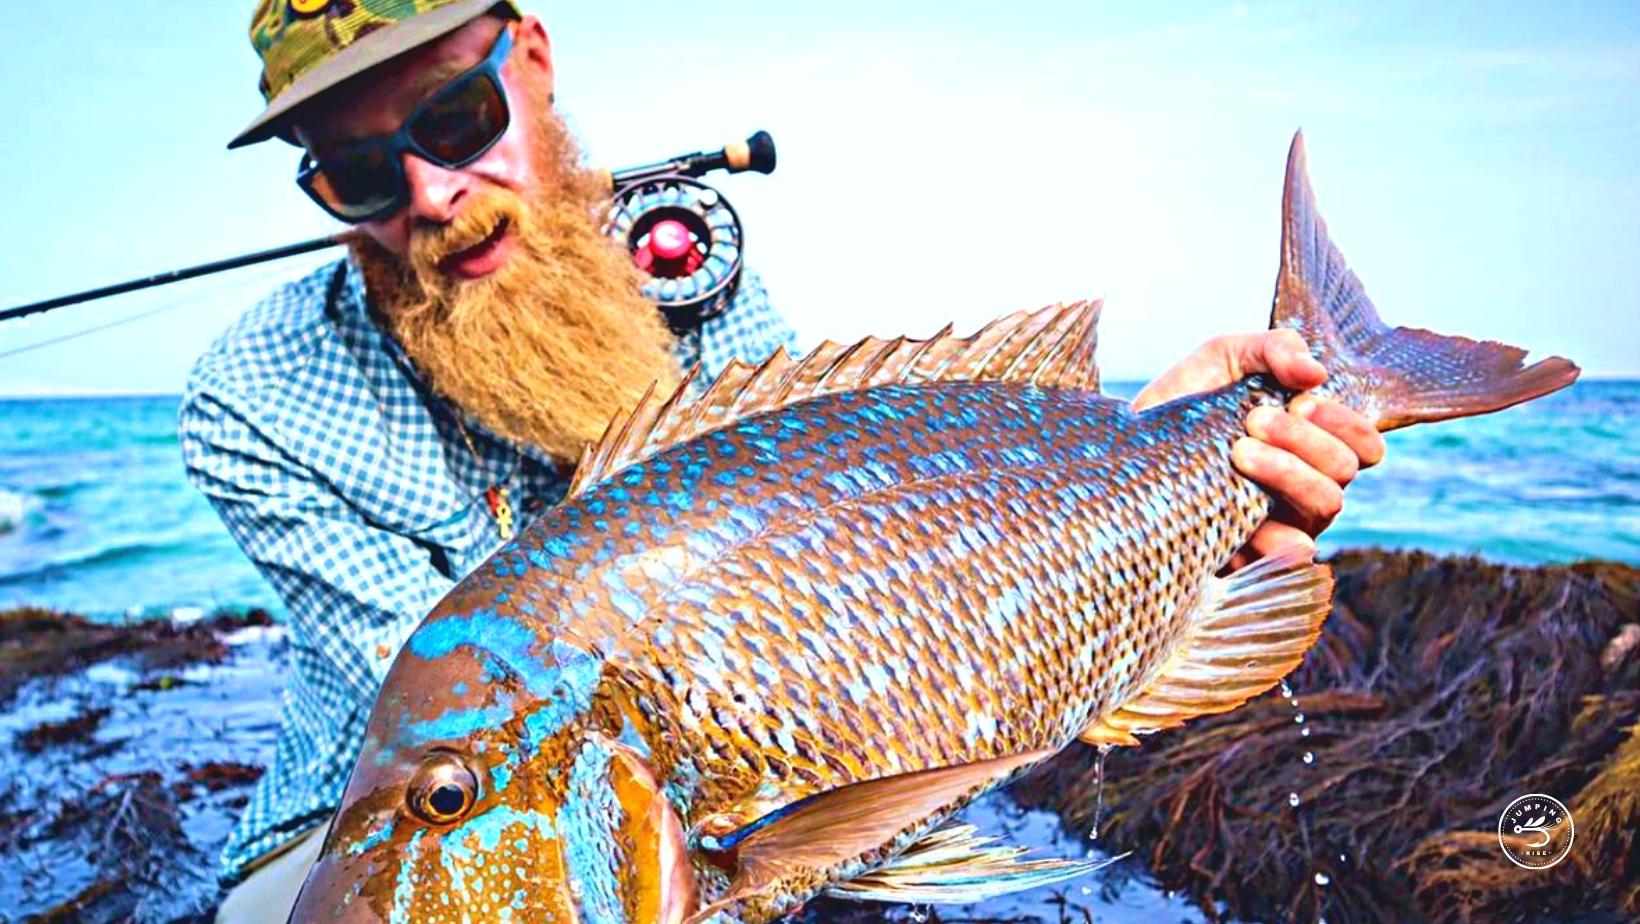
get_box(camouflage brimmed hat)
[230,0,521,149]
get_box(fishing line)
[0,260,329,361]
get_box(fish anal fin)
[826,822,1119,904]
[1084,545,1333,743]
[568,301,1102,499]
[687,749,1054,921]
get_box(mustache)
[407,190,527,280]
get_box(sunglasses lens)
[305,146,400,221]
[409,73,508,165]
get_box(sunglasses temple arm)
[1,233,349,324]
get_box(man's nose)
[401,153,471,224]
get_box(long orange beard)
[352,108,680,465]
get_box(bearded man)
[182,2,1385,921]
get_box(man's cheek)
[362,218,412,260]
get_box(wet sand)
[3,550,1635,923]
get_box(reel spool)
[607,177,742,332]
[603,131,775,333]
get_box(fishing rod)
[1,130,777,328]
[0,236,345,325]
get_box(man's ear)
[514,15,554,94]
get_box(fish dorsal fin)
[686,749,1053,923]
[568,301,1101,499]
[1080,545,1333,747]
[825,821,1120,904]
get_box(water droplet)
[1288,792,1301,808]
[1294,713,1305,724]
[1288,697,1300,707]
[1314,871,1331,886]
[1339,852,1347,864]
[1088,744,1110,842]
[1080,886,1093,896]
[909,909,928,923]
[1302,751,1315,764]
[1279,680,1293,698]
[1301,727,1312,737]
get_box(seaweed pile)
[0,606,283,923]
[1012,551,1640,924]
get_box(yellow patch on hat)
[288,0,332,16]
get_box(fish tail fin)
[1270,132,1579,432]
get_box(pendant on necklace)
[485,485,515,540]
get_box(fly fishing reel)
[602,131,776,333]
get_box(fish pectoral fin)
[696,749,1054,912]
[826,821,1121,904]
[1080,545,1333,746]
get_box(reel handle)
[597,130,776,192]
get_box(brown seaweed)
[0,605,275,707]
[1012,550,1640,924]
[2,606,278,923]
[17,706,112,753]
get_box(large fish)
[287,135,1579,924]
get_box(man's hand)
[1131,329,1386,570]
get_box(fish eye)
[407,752,480,825]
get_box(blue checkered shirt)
[179,257,797,885]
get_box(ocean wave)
[0,487,40,535]
[0,536,196,585]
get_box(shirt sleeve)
[178,388,455,724]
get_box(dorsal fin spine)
[565,301,1103,500]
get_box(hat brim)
[228,0,520,149]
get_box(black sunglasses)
[296,25,515,224]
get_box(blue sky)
[1,1,1635,394]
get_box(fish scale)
[574,379,1277,911]
[288,135,1580,924]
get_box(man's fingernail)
[1232,436,1261,469]
[1246,406,1280,438]
[1291,395,1319,419]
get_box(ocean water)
[1,381,1635,619]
